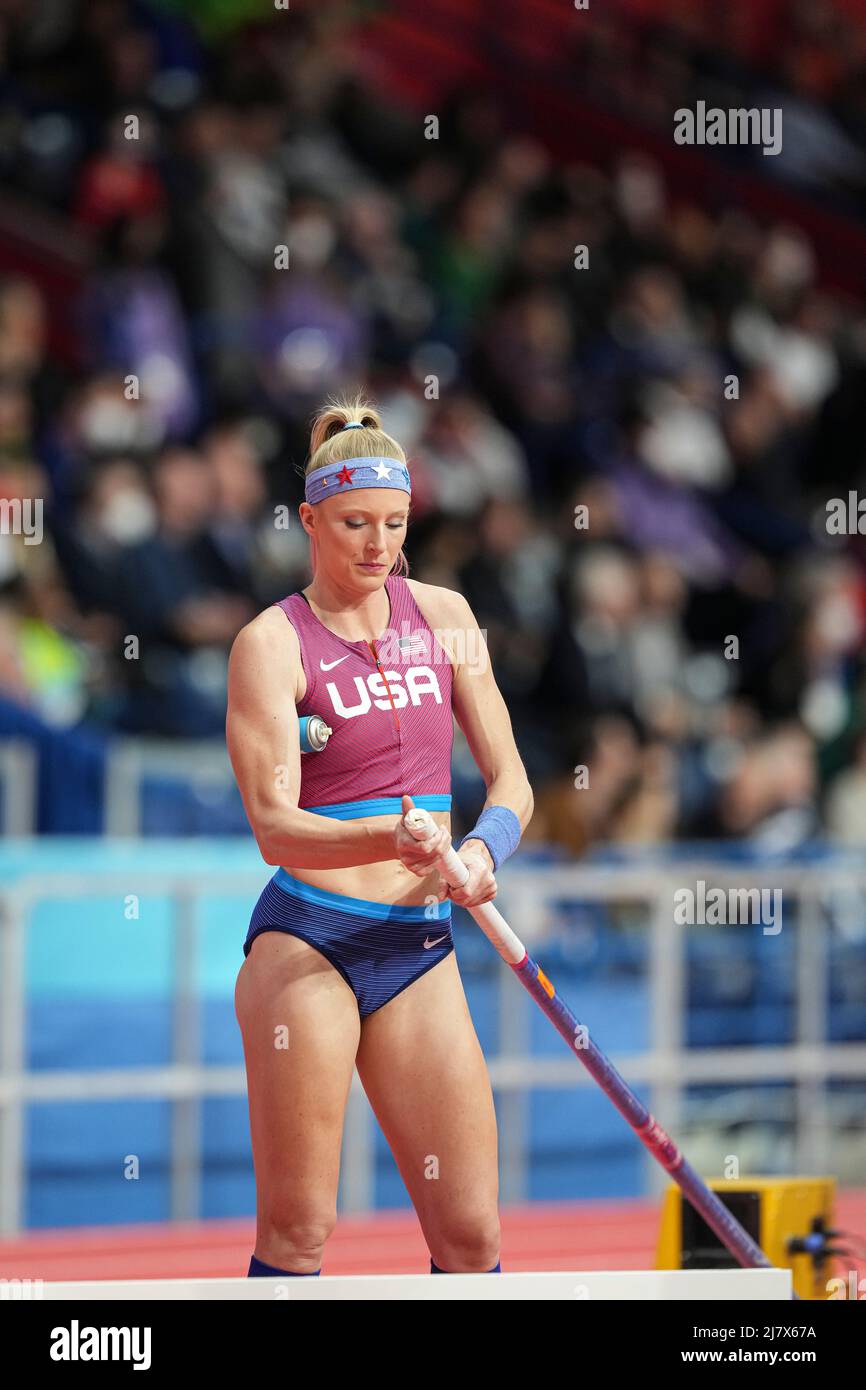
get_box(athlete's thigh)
[354,952,499,1231]
[235,931,361,1217]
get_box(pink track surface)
[1,1190,864,1282]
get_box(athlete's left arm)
[437,587,534,869]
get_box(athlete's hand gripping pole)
[402,805,788,1288]
[403,807,524,964]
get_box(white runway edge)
[31,1270,792,1300]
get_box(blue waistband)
[301,794,451,820]
[273,868,451,921]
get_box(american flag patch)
[396,633,429,659]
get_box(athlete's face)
[305,488,409,584]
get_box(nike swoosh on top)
[320,655,350,670]
[423,934,449,949]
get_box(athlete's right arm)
[226,611,396,868]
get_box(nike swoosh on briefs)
[423,934,449,949]
[320,655,350,670]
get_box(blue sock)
[430,1259,501,1273]
[248,1254,321,1277]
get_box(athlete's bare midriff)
[280,807,451,906]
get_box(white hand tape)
[403,807,470,889]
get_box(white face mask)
[98,489,158,544]
[288,213,337,269]
[79,398,162,453]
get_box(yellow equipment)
[656,1176,837,1301]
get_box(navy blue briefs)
[243,869,454,1019]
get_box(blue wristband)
[458,805,522,872]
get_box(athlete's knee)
[260,1207,337,1264]
[429,1213,500,1273]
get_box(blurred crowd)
[2,0,866,849]
[571,0,866,205]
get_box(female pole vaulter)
[227,395,533,1278]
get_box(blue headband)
[305,456,411,505]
